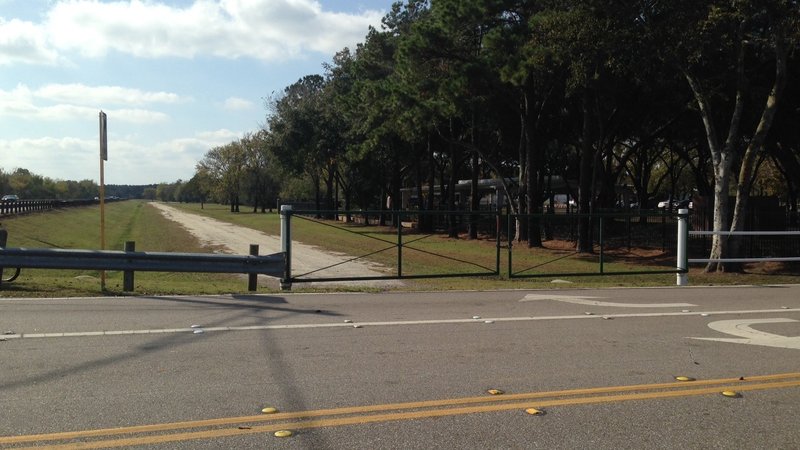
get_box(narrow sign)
[99,111,108,161]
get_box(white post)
[280,205,292,290]
[677,208,688,286]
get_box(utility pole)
[99,111,108,291]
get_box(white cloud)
[17,0,384,64]
[0,84,174,123]
[196,128,242,142]
[0,128,243,184]
[223,97,254,111]
[0,18,62,66]
[36,84,183,107]
[0,136,97,181]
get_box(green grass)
[171,203,800,291]
[2,201,798,297]
[1,200,254,297]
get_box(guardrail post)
[248,244,259,291]
[677,208,689,286]
[280,205,292,291]
[0,229,6,286]
[123,241,135,291]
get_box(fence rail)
[0,198,124,216]
[507,211,684,280]
[8,206,794,292]
[687,230,800,265]
[279,207,688,288]
[282,207,501,288]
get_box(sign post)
[99,111,108,290]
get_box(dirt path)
[150,202,402,289]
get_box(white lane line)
[690,318,800,350]
[2,308,798,340]
[520,293,696,308]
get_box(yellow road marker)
[274,430,293,438]
[675,376,695,382]
[487,389,504,395]
[261,407,278,414]
[6,372,800,449]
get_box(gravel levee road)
[150,202,403,289]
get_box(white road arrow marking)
[690,318,800,350]
[520,293,695,308]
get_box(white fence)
[676,209,800,285]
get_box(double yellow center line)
[5,372,800,449]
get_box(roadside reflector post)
[677,208,689,286]
[248,244,259,292]
[123,241,135,291]
[280,205,292,291]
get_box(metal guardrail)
[0,247,283,274]
[0,229,21,284]
[0,244,285,292]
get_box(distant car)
[616,200,639,209]
[2,194,19,202]
[657,199,692,210]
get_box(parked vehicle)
[657,198,692,210]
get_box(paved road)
[1,285,799,449]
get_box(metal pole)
[677,208,689,286]
[248,244,259,291]
[599,216,604,274]
[123,241,135,291]
[495,211,501,275]
[507,210,513,278]
[397,211,403,277]
[280,205,292,291]
[99,111,107,291]
[99,158,106,290]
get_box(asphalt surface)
[1,285,799,449]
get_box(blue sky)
[0,0,396,185]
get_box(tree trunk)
[526,137,542,248]
[313,172,321,219]
[727,38,786,268]
[324,164,335,219]
[685,32,786,272]
[424,136,436,232]
[516,105,528,244]
[469,152,479,239]
[684,64,742,272]
[577,89,594,253]
[446,139,459,239]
